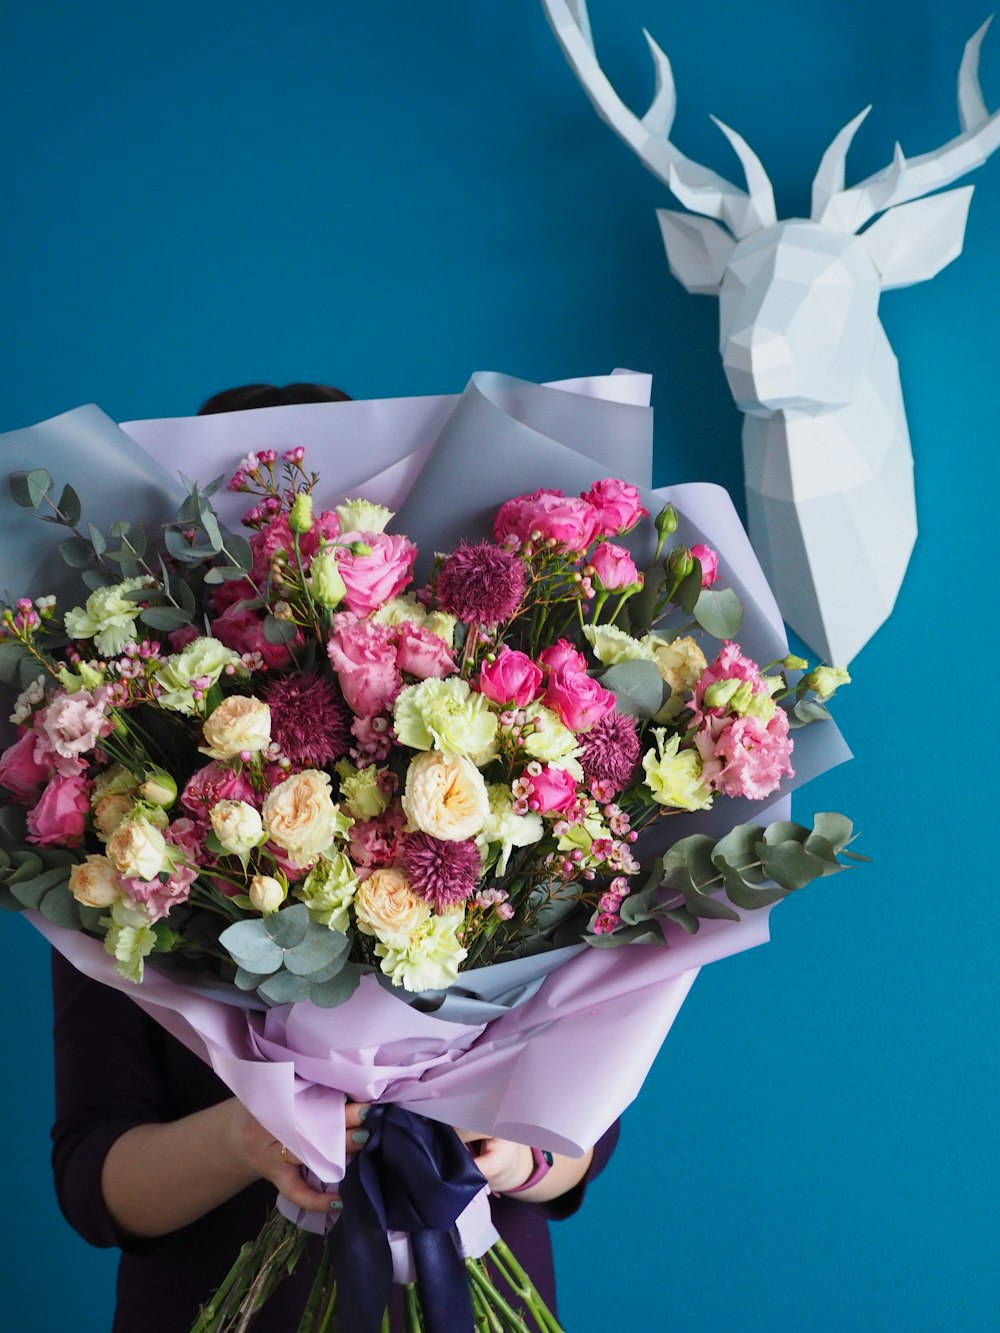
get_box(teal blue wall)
[2,3,998,1328]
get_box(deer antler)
[541,0,777,238]
[814,18,1000,231]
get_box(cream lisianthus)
[210,800,265,857]
[354,867,430,948]
[107,816,168,881]
[376,911,468,993]
[335,497,394,534]
[157,638,241,714]
[335,759,389,821]
[297,853,359,932]
[402,751,490,842]
[201,696,271,760]
[642,730,713,811]
[261,770,346,866]
[644,633,707,694]
[102,897,156,983]
[583,624,657,666]
[393,678,497,759]
[68,855,122,908]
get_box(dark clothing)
[51,950,618,1331]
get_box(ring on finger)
[280,1144,292,1164]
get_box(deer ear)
[860,185,974,289]
[657,209,735,294]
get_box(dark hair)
[197,382,352,415]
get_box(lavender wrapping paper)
[3,369,850,1271]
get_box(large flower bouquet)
[0,373,858,1332]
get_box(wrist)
[502,1146,554,1197]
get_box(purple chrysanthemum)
[580,710,640,795]
[436,542,526,625]
[263,671,350,768]
[400,831,480,910]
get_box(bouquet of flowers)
[0,373,858,1332]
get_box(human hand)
[458,1132,534,1196]
[229,1099,371,1213]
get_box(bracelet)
[503,1146,554,1195]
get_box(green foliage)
[692,587,743,638]
[219,904,358,1007]
[598,659,666,720]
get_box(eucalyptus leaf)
[584,919,665,947]
[264,904,311,949]
[227,534,253,573]
[758,840,828,891]
[790,699,832,728]
[78,905,105,932]
[57,484,82,527]
[82,570,113,591]
[762,821,808,847]
[235,966,273,992]
[258,970,313,1005]
[0,643,26,686]
[87,522,107,556]
[219,918,284,974]
[283,923,351,976]
[140,606,193,631]
[676,564,703,615]
[39,886,83,929]
[598,659,666,720]
[200,508,223,552]
[59,535,94,568]
[309,964,362,1008]
[9,866,71,910]
[264,615,298,645]
[693,587,743,639]
[812,812,854,852]
[661,907,701,935]
[684,892,742,922]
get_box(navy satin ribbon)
[329,1104,487,1333]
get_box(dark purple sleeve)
[539,1118,620,1221]
[49,949,168,1252]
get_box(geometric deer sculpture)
[542,0,1000,663]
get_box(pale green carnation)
[336,497,395,534]
[102,898,156,983]
[156,637,240,714]
[422,611,457,645]
[520,703,581,769]
[335,760,389,820]
[376,911,468,993]
[477,784,544,876]
[64,577,153,658]
[394,678,498,759]
[296,852,359,932]
[583,624,657,666]
[371,596,456,645]
[642,729,713,811]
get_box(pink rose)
[694,711,793,801]
[182,762,258,821]
[0,728,54,802]
[691,544,720,587]
[328,615,402,716]
[544,667,617,732]
[537,640,588,674]
[493,489,599,552]
[335,531,417,616]
[211,605,297,670]
[168,625,202,652]
[249,510,341,582]
[590,542,640,591]
[526,764,578,814]
[582,479,648,536]
[393,622,457,680]
[26,774,91,847]
[478,648,544,707]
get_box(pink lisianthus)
[525,764,579,814]
[694,710,794,800]
[335,531,417,616]
[120,862,198,923]
[590,542,640,591]
[478,648,544,707]
[0,727,54,802]
[34,688,113,775]
[182,762,258,821]
[393,622,457,680]
[537,640,588,675]
[328,615,402,717]
[493,489,599,552]
[26,773,92,847]
[348,805,406,876]
[690,544,720,587]
[165,816,204,863]
[582,479,648,537]
[544,667,617,733]
[211,605,298,670]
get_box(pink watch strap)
[503,1147,554,1195]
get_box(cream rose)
[201,696,272,760]
[210,800,265,857]
[261,769,340,865]
[93,792,134,841]
[249,874,286,914]
[107,817,168,881]
[68,855,122,908]
[401,751,490,842]
[354,867,430,947]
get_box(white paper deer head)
[542,0,1000,662]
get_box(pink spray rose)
[328,615,403,717]
[493,489,600,552]
[582,479,648,536]
[537,640,588,674]
[544,667,617,733]
[26,774,92,847]
[0,728,54,802]
[590,542,640,591]
[249,510,341,582]
[334,531,417,616]
[211,605,297,670]
[525,764,579,814]
[691,544,720,587]
[182,762,258,821]
[393,622,457,680]
[478,648,544,707]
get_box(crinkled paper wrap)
[2,370,851,1267]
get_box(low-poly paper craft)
[542,0,1000,663]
